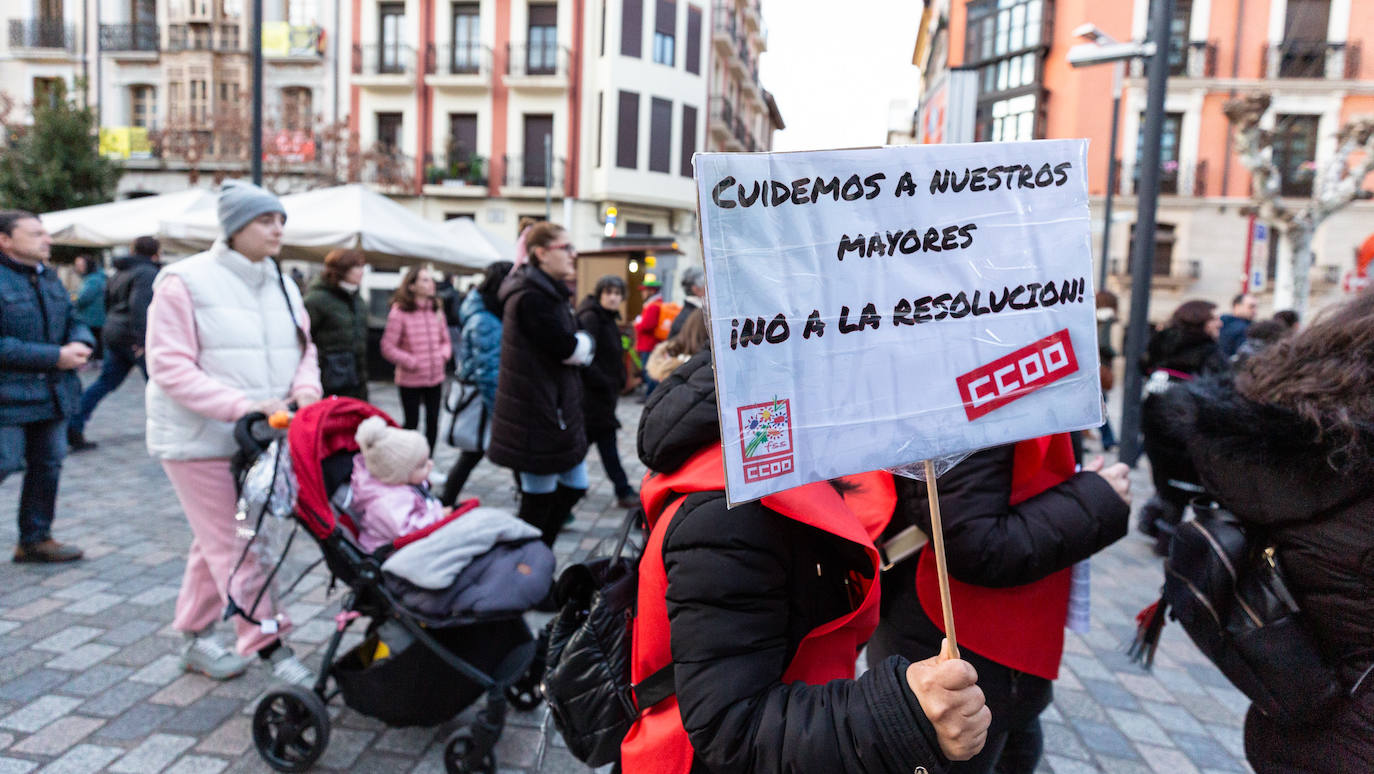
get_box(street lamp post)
[1117,0,1175,466]
[1100,62,1123,289]
[251,0,264,186]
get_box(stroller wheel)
[253,685,331,772]
[443,728,496,774]
[505,677,543,711]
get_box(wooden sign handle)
[924,459,960,660]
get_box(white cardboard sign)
[695,140,1102,505]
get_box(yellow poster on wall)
[261,21,290,57]
[99,127,131,159]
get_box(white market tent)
[441,216,512,265]
[40,189,218,248]
[158,184,496,272]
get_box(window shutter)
[622,0,643,57]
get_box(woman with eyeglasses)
[486,222,594,545]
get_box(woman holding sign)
[622,348,991,773]
[870,438,1131,774]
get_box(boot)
[517,490,562,547]
[551,484,587,542]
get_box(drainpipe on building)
[252,0,265,185]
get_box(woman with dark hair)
[381,264,452,450]
[1165,292,1374,771]
[577,274,636,507]
[487,222,594,545]
[646,302,710,383]
[303,249,370,400]
[71,254,106,363]
[438,260,514,506]
[1137,299,1227,552]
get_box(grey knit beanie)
[218,179,287,239]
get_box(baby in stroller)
[350,416,448,553]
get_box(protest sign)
[695,140,1102,506]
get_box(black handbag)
[1131,502,1344,723]
[319,350,360,394]
[540,508,674,766]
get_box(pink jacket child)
[380,301,451,388]
[349,416,448,553]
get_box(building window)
[32,77,62,109]
[287,0,318,26]
[190,79,208,124]
[977,93,1036,142]
[168,81,183,121]
[1128,222,1176,277]
[685,4,702,74]
[649,97,672,172]
[653,0,675,66]
[966,0,1046,143]
[527,4,558,74]
[1273,114,1320,198]
[617,90,640,169]
[1279,0,1331,78]
[621,0,642,58]
[448,112,478,163]
[379,2,406,73]
[130,85,156,128]
[1133,112,1183,194]
[680,103,697,177]
[522,114,554,186]
[281,87,311,130]
[376,112,403,153]
[451,3,481,73]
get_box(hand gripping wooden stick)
[924,459,960,660]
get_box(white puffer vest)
[146,241,307,460]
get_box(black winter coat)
[575,295,626,438]
[1165,378,1374,771]
[103,254,159,349]
[637,350,951,774]
[303,279,369,400]
[487,265,587,475]
[1139,326,1226,378]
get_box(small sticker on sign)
[260,618,279,634]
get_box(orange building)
[910,0,1374,320]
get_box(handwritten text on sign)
[695,141,1103,505]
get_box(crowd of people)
[2,180,1370,773]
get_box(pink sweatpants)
[163,458,292,656]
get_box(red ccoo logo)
[955,329,1079,421]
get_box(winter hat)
[355,416,430,485]
[218,179,287,239]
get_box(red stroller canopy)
[289,397,397,540]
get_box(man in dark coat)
[668,266,705,339]
[576,275,636,507]
[68,235,162,451]
[0,210,93,563]
[1217,292,1257,358]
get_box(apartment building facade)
[909,0,1374,318]
[344,0,782,286]
[706,0,783,154]
[1,0,91,124]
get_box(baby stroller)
[228,398,548,774]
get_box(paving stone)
[1105,708,1172,746]
[129,655,185,686]
[193,717,252,757]
[1069,718,1140,760]
[0,670,69,703]
[158,697,240,735]
[0,599,65,624]
[0,731,12,750]
[1080,677,1143,711]
[57,666,134,698]
[1136,742,1203,774]
[1092,755,1154,774]
[1170,731,1247,772]
[45,644,119,672]
[1040,720,1090,761]
[162,756,228,774]
[106,637,175,669]
[128,586,181,607]
[108,733,197,774]
[49,581,111,601]
[316,728,375,769]
[31,743,122,774]
[93,703,178,741]
[28,626,101,654]
[0,696,82,733]
[373,725,439,755]
[9,715,104,756]
[78,681,158,718]
[149,674,217,707]
[0,756,36,774]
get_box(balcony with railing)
[506,42,570,82]
[422,151,489,193]
[500,154,567,192]
[426,42,493,85]
[353,44,418,83]
[166,25,243,53]
[100,23,160,53]
[8,18,76,52]
[1262,39,1361,79]
[709,96,736,144]
[713,3,737,51]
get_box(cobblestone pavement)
[0,372,1252,773]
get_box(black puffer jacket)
[1140,325,1226,377]
[102,253,159,349]
[487,265,587,474]
[1166,378,1374,771]
[576,295,626,438]
[637,350,951,774]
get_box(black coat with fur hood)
[1166,377,1373,769]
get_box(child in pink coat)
[380,265,451,450]
[350,416,448,553]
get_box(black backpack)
[540,507,675,766]
[1130,502,1343,723]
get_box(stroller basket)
[334,617,533,727]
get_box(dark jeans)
[0,417,68,546]
[590,429,634,498]
[399,384,443,451]
[637,349,658,397]
[440,449,485,507]
[71,341,146,435]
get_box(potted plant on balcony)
[425,163,446,185]
[464,154,486,186]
